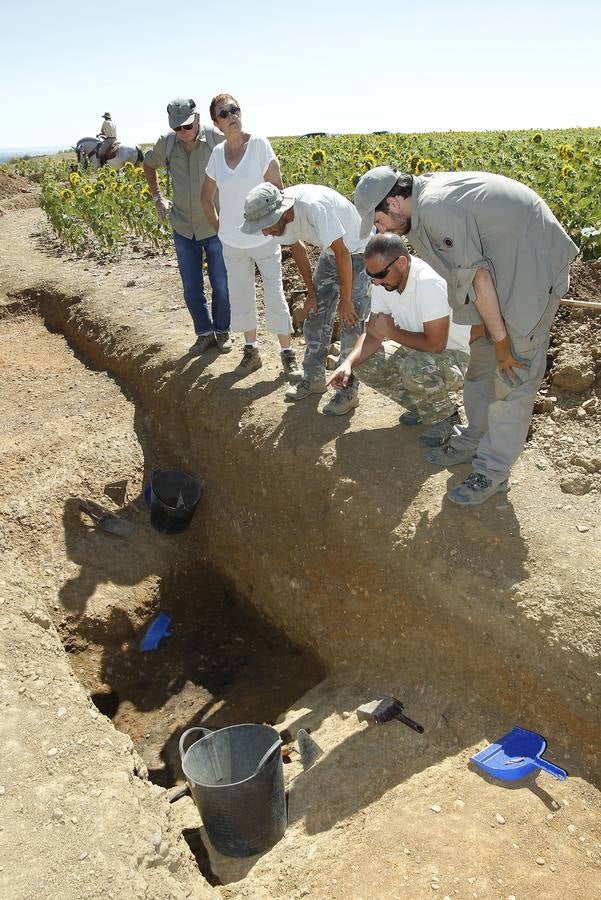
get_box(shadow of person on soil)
[332,423,528,582]
[59,493,172,615]
[286,711,569,836]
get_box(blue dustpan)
[140,612,172,651]
[470,726,567,781]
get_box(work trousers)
[450,293,560,482]
[360,342,469,424]
[303,252,371,391]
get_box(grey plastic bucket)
[150,470,202,534]
[179,724,286,858]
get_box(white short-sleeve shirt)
[273,184,367,255]
[206,136,276,249]
[370,256,471,354]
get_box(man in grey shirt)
[144,98,231,354]
[354,167,579,506]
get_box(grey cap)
[240,182,295,234]
[354,165,399,239]
[167,97,197,129]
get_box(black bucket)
[149,470,202,534]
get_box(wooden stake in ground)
[560,298,601,310]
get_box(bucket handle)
[253,738,283,777]
[178,726,224,783]
[178,726,212,763]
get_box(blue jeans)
[172,230,230,335]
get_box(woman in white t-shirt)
[201,94,299,378]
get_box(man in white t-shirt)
[240,182,371,415]
[328,232,471,447]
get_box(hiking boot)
[235,345,262,375]
[447,471,509,506]
[280,349,302,382]
[190,332,216,354]
[285,377,327,401]
[322,389,359,416]
[399,410,422,426]
[425,444,476,467]
[215,331,233,353]
[418,410,461,447]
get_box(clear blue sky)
[1,0,599,150]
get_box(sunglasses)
[175,121,196,132]
[366,253,402,280]
[216,105,241,120]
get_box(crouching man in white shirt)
[328,232,471,447]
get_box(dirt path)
[0,204,600,899]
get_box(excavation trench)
[2,277,601,897]
[67,564,323,791]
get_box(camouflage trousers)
[303,251,371,393]
[360,340,469,424]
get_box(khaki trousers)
[450,294,560,482]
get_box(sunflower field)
[12,126,601,259]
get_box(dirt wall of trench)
[6,276,597,781]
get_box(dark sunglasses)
[366,253,402,280]
[216,104,241,120]
[175,121,196,132]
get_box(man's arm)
[289,241,318,317]
[330,237,358,328]
[472,268,525,379]
[143,162,170,221]
[369,312,449,353]
[200,175,219,232]
[326,331,382,389]
[326,316,386,389]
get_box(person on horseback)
[97,112,117,165]
[143,97,232,353]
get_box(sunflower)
[558,143,573,159]
[532,132,543,144]
[578,149,591,163]
[363,153,377,170]
[60,188,74,201]
[122,161,135,172]
[140,185,151,198]
[135,166,145,176]
[82,184,95,197]
[69,172,81,186]
[561,164,577,179]
[311,148,327,167]
[453,157,463,169]
[414,158,434,174]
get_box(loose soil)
[1,177,600,900]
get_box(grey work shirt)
[144,126,224,241]
[408,172,579,336]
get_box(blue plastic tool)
[470,726,567,781]
[143,484,152,510]
[140,612,172,651]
